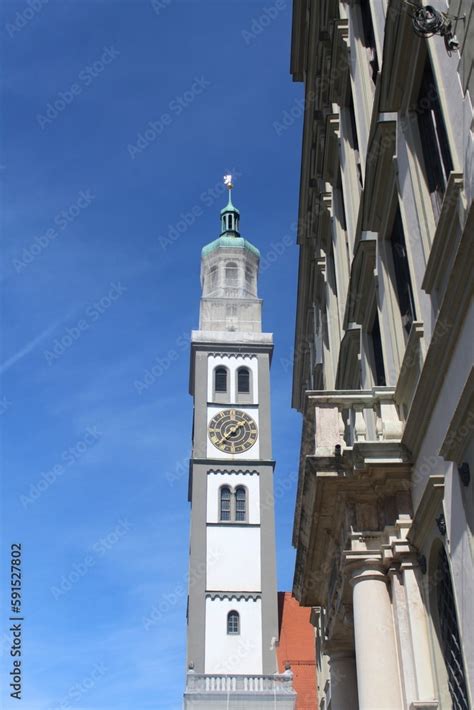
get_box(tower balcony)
[184,672,297,708]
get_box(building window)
[235,487,247,521]
[360,0,379,84]
[390,207,416,337]
[226,262,239,286]
[348,94,363,188]
[219,487,231,522]
[370,312,386,386]
[417,56,453,219]
[237,367,250,394]
[227,610,240,635]
[215,367,228,393]
[435,547,469,709]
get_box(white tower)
[183,179,296,708]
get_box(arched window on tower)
[215,367,227,393]
[219,486,231,522]
[235,487,247,522]
[237,367,250,394]
[434,546,469,709]
[227,610,240,635]
[225,262,239,287]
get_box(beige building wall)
[289,1,473,708]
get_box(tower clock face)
[208,409,258,454]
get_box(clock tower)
[183,179,296,708]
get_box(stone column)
[327,645,359,710]
[348,558,403,710]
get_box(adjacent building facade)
[277,592,318,709]
[290,1,473,709]
[183,187,296,708]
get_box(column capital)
[344,552,388,587]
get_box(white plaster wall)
[207,471,260,524]
[207,354,258,403]
[207,405,260,459]
[204,596,263,674]
[206,526,261,591]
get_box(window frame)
[234,486,247,522]
[219,486,232,522]
[227,610,240,635]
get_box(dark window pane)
[436,547,469,709]
[390,207,416,336]
[371,313,386,386]
[227,611,240,634]
[220,487,231,521]
[215,367,227,392]
[235,487,246,521]
[237,368,250,393]
[360,0,379,83]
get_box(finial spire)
[220,174,240,235]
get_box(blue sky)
[1,1,303,707]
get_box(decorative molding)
[207,469,260,477]
[422,172,464,295]
[205,592,261,602]
[439,369,474,463]
[207,352,257,360]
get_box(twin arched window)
[227,610,240,635]
[213,366,250,395]
[220,486,247,522]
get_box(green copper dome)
[201,236,260,258]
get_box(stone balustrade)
[304,387,403,457]
[185,672,295,693]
